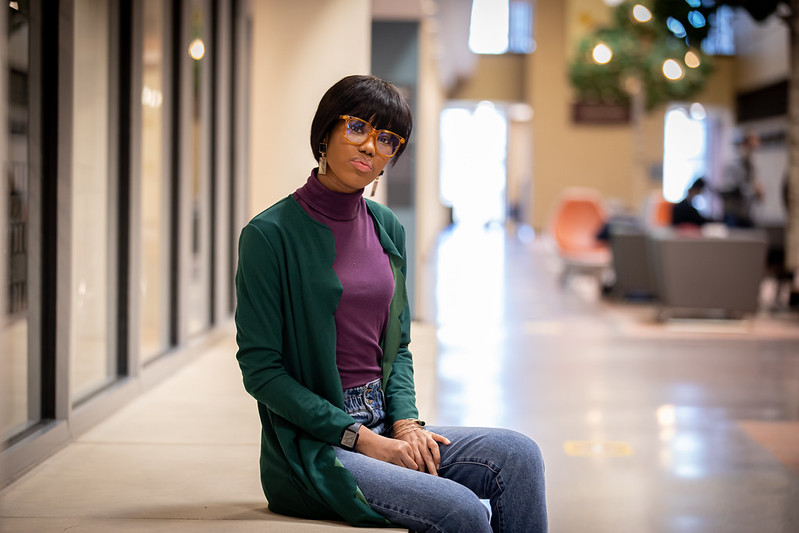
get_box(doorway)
[440,101,508,227]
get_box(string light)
[632,4,652,23]
[687,10,706,28]
[663,59,684,80]
[592,43,613,64]
[684,50,701,68]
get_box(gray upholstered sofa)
[646,227,768,319]
[608,224,657,300]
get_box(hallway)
[431,225,799,532]
[2,224,798,532]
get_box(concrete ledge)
[0,516,405,532]
[0,321,428,532]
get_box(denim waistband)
[343,377,387,435]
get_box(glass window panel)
[2,1,36,441]
[186,0,211,336]
[71,0,116,402]
[702,6,734,56]
[140,0,169,362]
[508,1,535,54]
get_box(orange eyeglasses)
[339,115,405,157]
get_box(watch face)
[341,429,357,449]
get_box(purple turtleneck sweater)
[293,173,394,390]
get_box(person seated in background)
[672,177,710,228]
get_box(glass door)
[182,0,212,338]
[2,0,37,441]
[70,0,116,403]
[139,0,170,362]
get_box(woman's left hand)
[392,420,450,476]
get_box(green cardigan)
[235,194,419,526]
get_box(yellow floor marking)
[563,440,633,457]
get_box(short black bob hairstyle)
[310,75,413,166]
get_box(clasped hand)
[354,419,450,475]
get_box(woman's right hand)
[354,426,418,470]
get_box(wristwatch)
[340,422,362,451]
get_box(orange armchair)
[548,188,611,286]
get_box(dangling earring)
[370,171,384,197]
[318,142,328,175]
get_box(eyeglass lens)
[344,118,401,156]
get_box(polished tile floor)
[1,223,798,532]
[429,224,799,533]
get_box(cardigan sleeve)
[383,297,418,424]
[235,223,355,445]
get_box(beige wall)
[248,0,371,218]
[413,15,450,321]
[450,54,526,102]
[415,15,450,264]
[529,0,631,228]
[695,56,737,108]
[566,0,615,54]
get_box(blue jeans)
[336,382,548,533]
[342,377,389,435]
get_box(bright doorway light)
[469,0,510,54]
[440,102,508,226]
[663,106,706,203]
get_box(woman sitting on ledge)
[235,74,548,532]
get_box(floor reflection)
[435,224,508,426]
[428,223,799,533]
